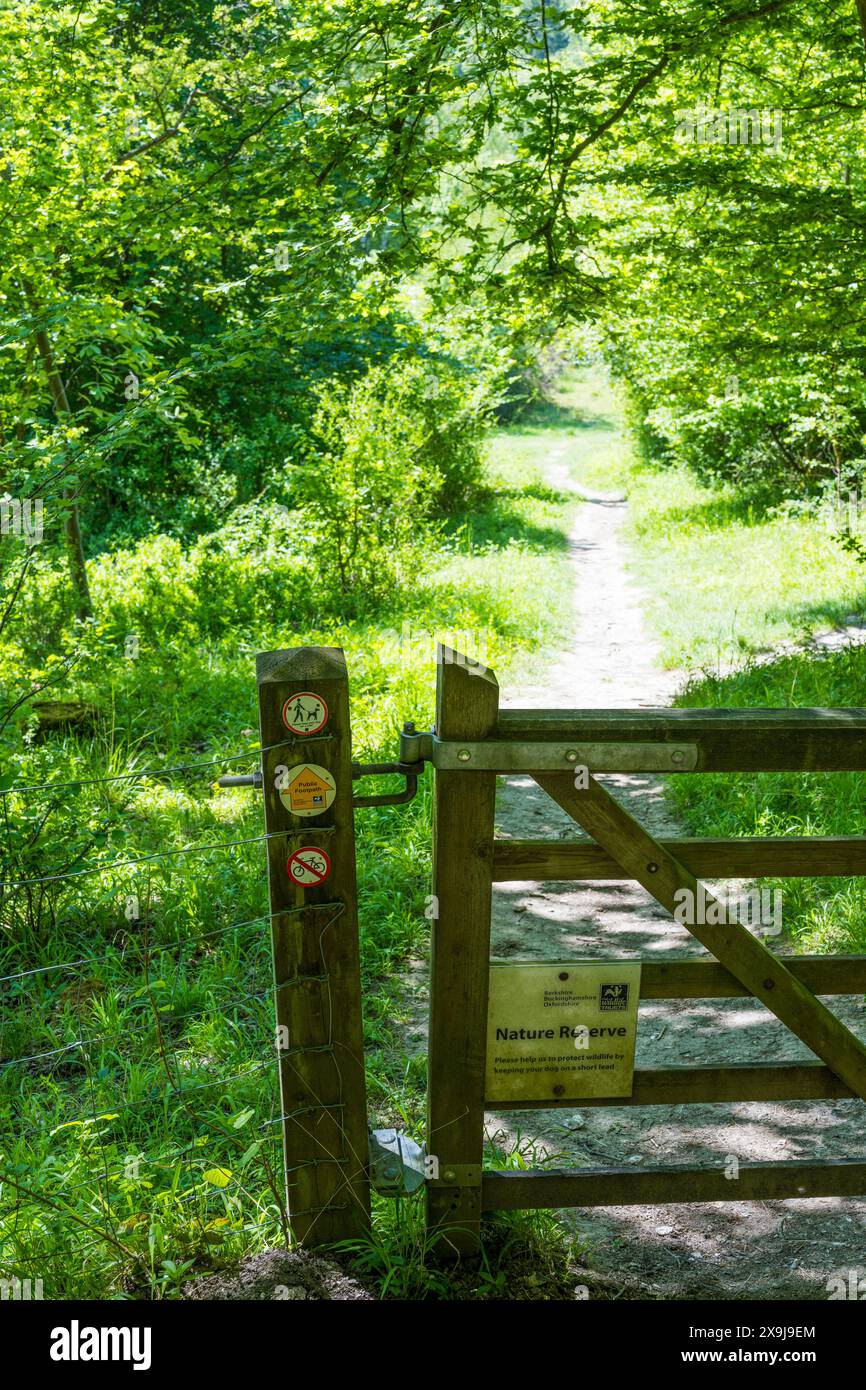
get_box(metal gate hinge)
[216,723,429,807]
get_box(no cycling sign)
[287,845,332,887]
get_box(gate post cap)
[256,646,347,684]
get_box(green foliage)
[5,0,866,1303]
[586,2,866,496]
[0,395,577,1298]
[668,643,866,956]
[292,366,437,601]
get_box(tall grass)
[668,644,866,956]
[0,392,579,1298]
[558,368,866,966]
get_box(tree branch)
[104,87,199,180]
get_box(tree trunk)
[22,281,93,619]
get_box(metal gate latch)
[368,1128,427,1194]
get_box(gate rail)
[237,645,866,1255]
[424,647,866,1254]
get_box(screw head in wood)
[647,861,659,873]
[565,750,579,763]
[457,749,471,762]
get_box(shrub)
[288,365,440,603]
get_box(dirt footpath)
[486,457,866,1300]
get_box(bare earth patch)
[183,1249,376,1301]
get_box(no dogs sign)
[282,691,328,735]
[287,845,332,887]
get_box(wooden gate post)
[256,646,370,1246]
[426,647,499,1255]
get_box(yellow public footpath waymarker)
[485,961,642,1102]
[279,763,337,817]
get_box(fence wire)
[0,743,296,1290]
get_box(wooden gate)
[425,647,866,1254]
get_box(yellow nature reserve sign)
[485,961,642,1102]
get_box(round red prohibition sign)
[286,845,332,888]
[281,691,328,736]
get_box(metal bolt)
[457,749,471,763]
[647,861,659,874]
[763,978,774,990]
[559,972,569,981]
[670,749,685,764]
[444,1169,455,1181]
[565,750,579,763]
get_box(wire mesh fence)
[0,747,291,1298]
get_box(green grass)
[560,364,866,960]
[0,393,582,1299]
[337,1128,592,1300]
[625,468,866,670]
[538,367,635,495]
[668,646,866,956]
[563,366,866,670]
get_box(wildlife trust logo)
[599,982,630,1011]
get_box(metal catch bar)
[351,759,422,808]
[427,738,699,773]
[218,731,700,792]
